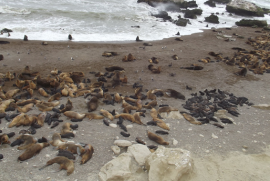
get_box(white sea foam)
[0,0,269,42]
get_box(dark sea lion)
[60,98,73,113]
[155,130,169,135]
[136,36,142,41]
[58,143,85,155]
[39,156,74,175]
[23,35,28,41]
[120,131,130,137]
[57,150,75,160]
[68,34,72,40]
[105,66,124,72]
[147,131,169,145]
[135,137,146,145]
[16,135,36,150]
[235,67,247,76]
[164,89,185,100]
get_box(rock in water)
[145,146,193,181]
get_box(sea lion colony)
[0,31,268,176]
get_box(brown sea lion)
[127,53,135,61]
[105,66,124,72]
[16,80,26,88]
[50,133,65,147]
[115,113,135,123]
[36,102,53,112]
[39,156,74,175]
[114,93,122,103]
[182,113,202,125]
[85,113,104,120]
[48,92,61,102]
[172,55,178,60]
[58,143,85,155]
[0,99,15,113]
[8,114,28,128]
[18,142,49,161]
[79,144,94,164]
[64,111,86,119]
[153,117,170,130]
[5,89,20,99]
[150,108,158,119]
[16,135,36,150]
[36,112,46,126]
[100,109,114,121]
[17,103,34,113]
[60,98,73,113]
[0,134,11,144]
[61,86,69,96]
[235,67,247,76]
[164,89,185,100]
[133,112,145,125]
[86,96,98,112]
[16,99,38,106]
[143,100,157,109]
[147,90,156,100]
[158,106,178,114]
[147,131,169,145]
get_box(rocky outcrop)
[212,0,231,3]
[236,19,268,27]
[99,145,194,181]
[175,0,198,9]
[98,152,148,181]
[174,16,190,26]
[204,0,216,7]
[1,28,12,33]
[184,9,203,19]
[151,11,172,21]
[146,146,194,181]
[226,0,265,17]
[205,14,219,24]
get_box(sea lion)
[150,108,158,119]
[0,88,6,99]
[172,55,178,60]
[158,106,178,114]
[85,113,104,120]
[57,150,75,160]
[18,142,49,161]
[23,35,28,41]
[114,93,122,103]
[68,34,72,40]
[0,134,11,144]
[61,86,69,96]
[149,57,159,64]
[135,137,146,145]
[79,144,94,164]
[36,112,46,126]
[0,99,15,113]
[115,113,135,123]
[164,89,185,100]
[60,98,73,113]
[105,66,124,72]
[143,100,157,109]
[36,102,53,112]
[235,67,247,76]
[17,103,34,113]
[51,68,59,75]
[181,113,202,125]
[16,99,38,106]
[39,156,74,175]
[16,80,26,88]
[133,112,145,125]
[153,117,170,130]
[8,114,29,128]
[147,131,169,145]
[58,143,85,155]
[127,53,135,61]
[64,111,86,119]
[5,89,20,99]
[37,76,51,87]
[148,64,161,74]
[61,123,77,135]
[48,92,61,102]
[16,135,36,150]
[86,96,98,112]
[100,109,114,121]
[180,65,203,70]
[136,36,142,41]
[147,90,156,100]
[50,133,65,147]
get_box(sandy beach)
[0,26,270,181]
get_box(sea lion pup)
[164,89,185,100]
[136,36,142,41]
[115,113,136,123]
[58,143,85,155]
[158,106,178,114]
[86,96,98,112]
[147,90,156,100]
[235,67,247,76]
[143,100,157,109]
[50,133,65,147]
[114,93,122,103]
[133,112,145,125]
[48,92,61,102]
[38,88,49,97]
[17,103,34,113]
[68,34,72,40]
[0,99,15,113]
[181,112,202,125]
[85,113,104,120]
[79,144,94,164]
[64,111,86,119]
[147,131,169,145]
[36,75,51,87]
[105,66,124,72]
[100,109,114,121]
[18,142,49,161]
[172,54,178,60]
[16,135,36,150]
[5,89,20,99]
[60,98,72,113]
[39,156,74,175]
[57,150,75,160]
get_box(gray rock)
[127,144,151,166]
[145,146,193,181]
[111,145,121,155]
[114,140,132,147]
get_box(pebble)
[199,134,204,137]
[109,123,117,128]
[126,125,133,129]
[212,133,218,139]
[45,154,50,158]
[114,140,132,147]
[111,145,121,154]
[172,138,178,146]
[242,145,248,149]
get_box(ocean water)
[0,0,269,41]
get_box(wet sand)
[0,27,270,181]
